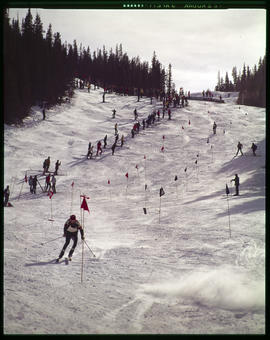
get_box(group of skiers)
[43,157,61,175]
[235,141,257,157]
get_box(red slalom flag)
[135,164,138,169]
[108,179,110,184]
[163,135,165,140]
[188,120,191,125]
[161,146,164,152]
[25,175,28,183]
[81,197,89,212]
[48,190,54,199]
[71,181,74,187]
[144,155,146,159]
[125,172,129,178]
[182,126,184,130]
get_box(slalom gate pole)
[50,197,53,221]
[40,236,63,245]
[80,191,82,223]
[10,177,16,199]
[126,177,128,195]
[36,178,44,192]
[83,239,96,257]
[18,173,26,199]
[70,184,74,214]
[81,209,85,283]
[159,196,161,224]
[226,196,232,238]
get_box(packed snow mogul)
[57,215,84,262]
[3,185,10,207]
[231,174,240,196]
[235,141,243,156]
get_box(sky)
[8,7,266,92]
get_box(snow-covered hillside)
[4,87,265,334]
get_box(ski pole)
[40,236,63,245]
[83,239,96,257]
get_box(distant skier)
[104,135,108,148]
[134,109,138,120]
[56,214,84,262]
[4,185,10,207]
[121,134,124,147]
[231,174,240,196]
[43,156,50,174]
[87,142,92,159]
[32,175,37,194]
[29,176,34,193]
[112,109,116,118]
[131,128,135,138]
[96,141,102,156]
[45,174,51,191]
[42,108,46,120]
[111,142,116,155]
[251,142,257,156]
[54,160,61,175]
[114,123,118,136]
[235,142,243,156]
[168,109,171,120]
[51,175,56,193]
[213,122,217,134]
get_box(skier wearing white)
[57,215,84,261]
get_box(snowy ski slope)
[4,87,265,334]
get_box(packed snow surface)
[4,88,265,334]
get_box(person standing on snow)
[121,135,124,147]
[231,174,240,196]
[96,141,102,156]
[29,176,34,193]
[111,142,116,155]
[114,123,118,136]
[45,174,51,191]
[112,109,116,118]
[32,176,37,194]
[103,135,108,148]
[54,160,61,175]
[4,185,10,207]
[134,109,138,120]
[51,175,56,193]
[213,122,217,134]
[235,141,243,156]
[56,215,84,262]
[251,142,257,156]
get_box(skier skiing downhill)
[57,215,84,262]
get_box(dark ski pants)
[59,234,78,258]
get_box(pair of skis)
[55,257,71,264]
